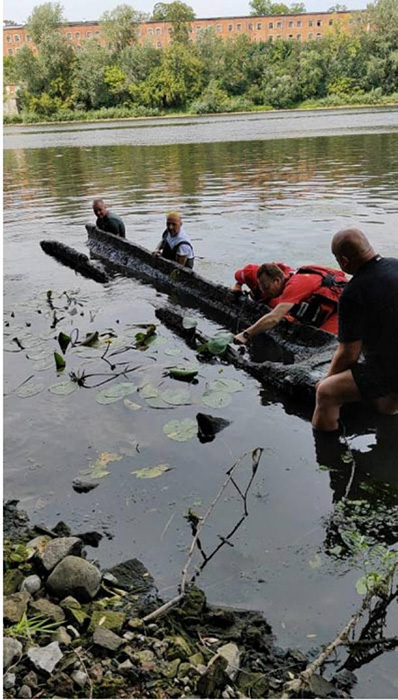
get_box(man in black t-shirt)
[312,228,398,431]
[93,199,126,238]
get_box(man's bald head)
[332,228,376,274]
[93,198,108,218]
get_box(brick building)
[3,10,363,56]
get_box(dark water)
[4,112,398,697]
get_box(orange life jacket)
[290,265,347,328]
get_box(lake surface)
[4,109,398,697]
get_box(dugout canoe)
[85,225,337,400]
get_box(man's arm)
[176,254,188,266]
[326,340,362,377]
[234,302,293,344]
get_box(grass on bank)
[4,91,398,126]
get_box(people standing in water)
[233,261,347,341]
[312,228,398,431]
[153,211,194,269]
[93,199,126,238]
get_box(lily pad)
[163,419,197,442]
[210,378,244,393]
[161,388,192,406]
[132,464,171,479]
[207,332,234,356]
[145,397,170,409]
[140,384,159,399]
[96,382,136,404]
[201,391,232,409]
[16,382,45,398]
[49,381,77,396]
[182,316,198,330]
[164,347,183,357]
[123,399,142,411]
[169,367,199,381]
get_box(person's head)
[257,263,286,298]
[166,211,182,237]
[93,198,108,219]
[331,228,376,274]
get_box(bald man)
[153,212,194,268]
[312,229,398,431]
[93,199,126,238]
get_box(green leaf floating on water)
[309,553,323,569]
[123,399,142,411]
[58,332,71,354]
[163,418,197,442]
[80,331,99,347]
[49,381,77,396]
[16,382,45,398]
[182,316,198,330]
[132,464,171,479]
[201,390,232,409]
[201,332,234,356]
[54,352,66,370]
[164,347,183,357]
[96,382,136,404]
[169,367,198,381]
[146,397,171,409]
[210,378,244,393]
[140,384,159,399]
[161,388,192,406]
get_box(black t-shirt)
[338,256,398,378]
[96,212,126,238]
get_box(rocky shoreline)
[3,501,355,699]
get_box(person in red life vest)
[234,261,347,344]
[231,262,294,301]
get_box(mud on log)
[155,306,334,403]
[40,239,109,283]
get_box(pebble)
[71,670,87,688]
[20,575,41,595]
[3,673,16,690]
[19,685,32,699]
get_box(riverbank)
[4,501,354,699]
[4,93,398,127]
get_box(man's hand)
[152,249,162,257]
[234,332,249,345]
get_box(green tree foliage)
[72,41,113,109]
[100,4,148,52]
[141,42,203,107]
[3,56,19,83]
[250,0,305,15]
[328,4,348,10]
[152,1,196,44]
[27,2,64,45]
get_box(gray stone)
[93,626,123,652]
[25,535,52,555]
[72,479,99,493]
[217,643,240,681]
[3,637,22,670]
[21,671,38,689]
[60,596,81,609]
[21,575,42,595]
[19,685,32,699]
[71,670,87,688]
[197,655,228,698]
[30,599,65,622]
[3,672,16,690]
[4,569,24,596]
[46,556,101,602]
[102,572,118,585]
[3,592,30,624]
[41,537,82,571]
[308,674,337,698]
[54,626,72,646]
[27,641,63,674]
[118,659,134,672]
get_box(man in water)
[93,199,126,238]
[153,211,194,268]
[234,261,346,341]
[312,228,398,431]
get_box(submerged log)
[40,239,109,284]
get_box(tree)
[72,41,113,108]
[141,42,203,107]
[152,1,195,43]
[3,56,19,83]
[328,4,348,10]
[27,2,64,45]
[250,0,305,15]
[100,4,148,52]
[4,19,18,25]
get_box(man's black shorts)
[351,362,398,401]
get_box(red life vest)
[290,265,347,328]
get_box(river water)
[4,109,398,697]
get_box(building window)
[297,33,301,40]
[277,21,282,28]
[26,34,31,41]
[86,31,92,37]
[308,20,313,26]
[228,24,233,31]
[316,32,322,38]
[196,26,202,32]
[148,28,153,35]
[6,34,11,42]
[308,32,313,39]
[288,34,293,38]
[8,48,13,54]
[248,22,253,30]
[268,35,273,41]
[237,23,241,30]
[276,34,281,39]
[269,21,273,28]
[14,34,20,42]
[289,21,294,27]
[317,20,322,26]
[297,20,302,27]
[95,31,100,36]
[157,41,162,48]
[216,24,222,31]
[329,19,333,25]
[256,22,262,29]
[75,32,80,39]
[156,27,161,34]
[67,32,72,39]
